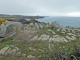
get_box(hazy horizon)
[0,0,80,17]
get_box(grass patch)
[0,39,14,50]
[10,57,17,60]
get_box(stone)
[48,30,52,31]
[31,35,38,41]
[49,38,55,42]
[29,47,33,50]
[66,36,71,40]
[39,24,43,29]
[16,52,21,56]
[38,34,50,41]
[67,33,73,35]
[0,47,9,55]
[29,23,34,27]
[49,36,68,43]
[66,36,75,41]
[27,55,35,59]
[39,49,44,52]
[62,27,66,32]
[57,29,60,31]
[51,21,60,29]
[46,25,49,27]
[35,23,39,29]
[52,31,56,34]
[5,48,11,55]
[15,47,19,51]
[71,36,76,40]
[53,35,59,37]
[22,53,26,57]
[23,24,27,27]
[29,47,36,51]
[9,49,17,54]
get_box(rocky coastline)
[0,19,80,60]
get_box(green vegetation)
[0,22,80,60]
[5,19,16,21]
[0,39,14,50]
[39,44,80,60]
[22,21,30,24]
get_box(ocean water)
[37,17,80,27]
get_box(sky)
[0,0,80,16]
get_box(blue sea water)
[37,17,80,27]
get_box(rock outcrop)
[0,45,19,55]
[0,19,23,40]
[51,21,61,29]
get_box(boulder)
[0,20,23,40]
[29,23,34,27]
[51,21,60,29]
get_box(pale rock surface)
[0,47,9,55]
[39,24,43,29]
[22,53,26,57]
[35,23,39,29]
[29,23,34,27]
[52,31,56,34]
[49,36,68,43]
[31,35,38,41]
[27,55,35,59]
[51,21,60,29]
[38,34,50,41]
[57,29,60,31]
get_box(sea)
[37,17,80,27]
